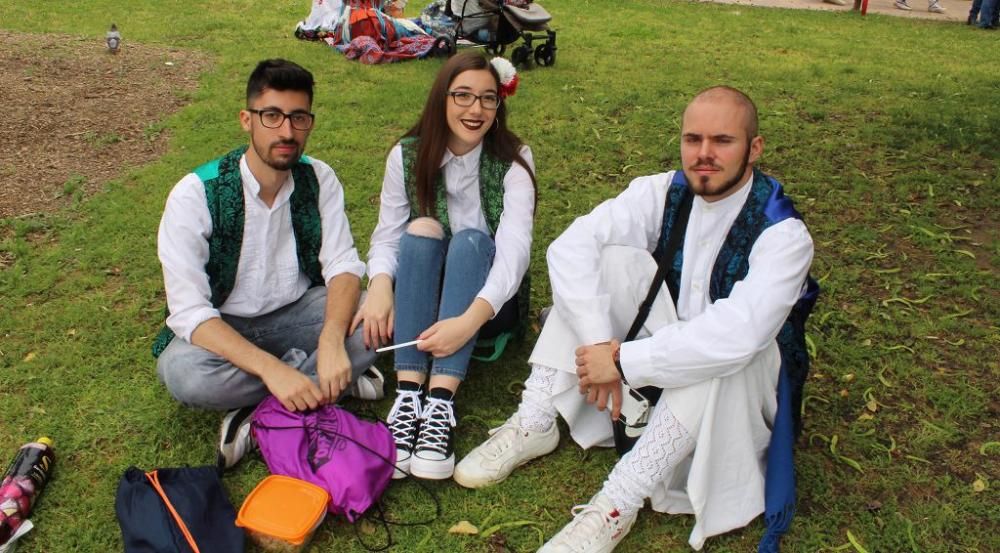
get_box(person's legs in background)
[969,0,983,24]
[978,0,999,27]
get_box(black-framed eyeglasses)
[447,91,501,110]
[247,108,315,130]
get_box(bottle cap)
[37,437,53,447]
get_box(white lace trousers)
[521,246,712,513]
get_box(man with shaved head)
[456,86,817,552]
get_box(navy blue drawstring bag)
[115,466,244,553]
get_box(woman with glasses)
[352,52,536,481]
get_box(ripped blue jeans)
[392,228,494,381]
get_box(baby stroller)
[434,0,557,67]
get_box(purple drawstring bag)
[251,396,396,522]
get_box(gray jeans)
[156,286,376,410]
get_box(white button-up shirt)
[157,155,365,342]
[366,142,535,315]
[546,171,814,389]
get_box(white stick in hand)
[375,339,423,353]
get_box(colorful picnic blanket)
[333,34,437,64]
[296,0,437,64]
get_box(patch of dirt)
[0,250,14,270]
[0,30,210,218]
[955,204,1000,274]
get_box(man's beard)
[686,146,751,199]
[251,137,302,171]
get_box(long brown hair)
[403,52,537,218]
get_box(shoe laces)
[387,390,422,447]
[482,417,525,458]
[563,501,619,548]
[416,397,456,454]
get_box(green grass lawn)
[1,0,997,551]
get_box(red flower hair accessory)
[490,57,519,99]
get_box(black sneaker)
[386,383,423,479]
[217,405,257,470]
[410,390,456,480]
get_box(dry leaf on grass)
[449,520,479,535]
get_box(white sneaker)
[453,414,559,489]
[409,395,457,480]
[346,366,385,400]
[217,406,257,470]
[928,1,945,13]
[894,0,912,10]
[386,388,423,479]
[539,492,638,553]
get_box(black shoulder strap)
[624,187,693,344]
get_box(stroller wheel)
[534,43,555,67]
[433,36,454,57]
[486,42,506,56]
[511,44,531,68]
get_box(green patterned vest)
[151,146,325,357]
[399,137,532,349]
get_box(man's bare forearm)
[190,317,287,378]
[321,273,361,344]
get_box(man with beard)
[153,59,380,469]
[454,86,817,552]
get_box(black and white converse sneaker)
[386,382,423,479]
[409,388,457,480]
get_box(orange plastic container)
[236,475,330,552]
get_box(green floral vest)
[151,146,325,357]
[399,137,531,340]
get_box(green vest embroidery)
[152,146,325,357]
[399,137,531,339]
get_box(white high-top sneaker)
[539,492,638,553]
[453,414,559,489]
